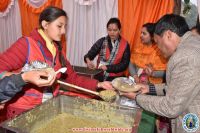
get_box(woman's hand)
[133,75,140,83]
[86,58,95,69]
[98,65,107,71]
[145,64,154,76]
[97,81,114,90]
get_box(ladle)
[57,80,116,102]
[55,67,67,74]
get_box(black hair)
[154,14,189,37]
[39,6,67,29]
[106,18,121,30]
[39,6,67,67]
[142,23,155,39]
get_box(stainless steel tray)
[0,95,141,133]
[73,66,102,79]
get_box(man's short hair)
[154,14,189,37]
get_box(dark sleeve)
[106,43,130,73]
[152,70,166,78]
[0,74,26,103]
[84,38,105,62]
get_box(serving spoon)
[57,80,117,102]
[55,67,67,74]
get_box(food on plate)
[112,78,141,92]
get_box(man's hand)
[121,83,150,99]
[97,81,114,90]
[135,83,150,94]
[22,70,56,87]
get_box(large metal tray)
[0,95,141,133]
[73,65,102,79]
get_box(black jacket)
[0,74,25,103]
[84,36,130,74]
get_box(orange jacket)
[131,43,167,83]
